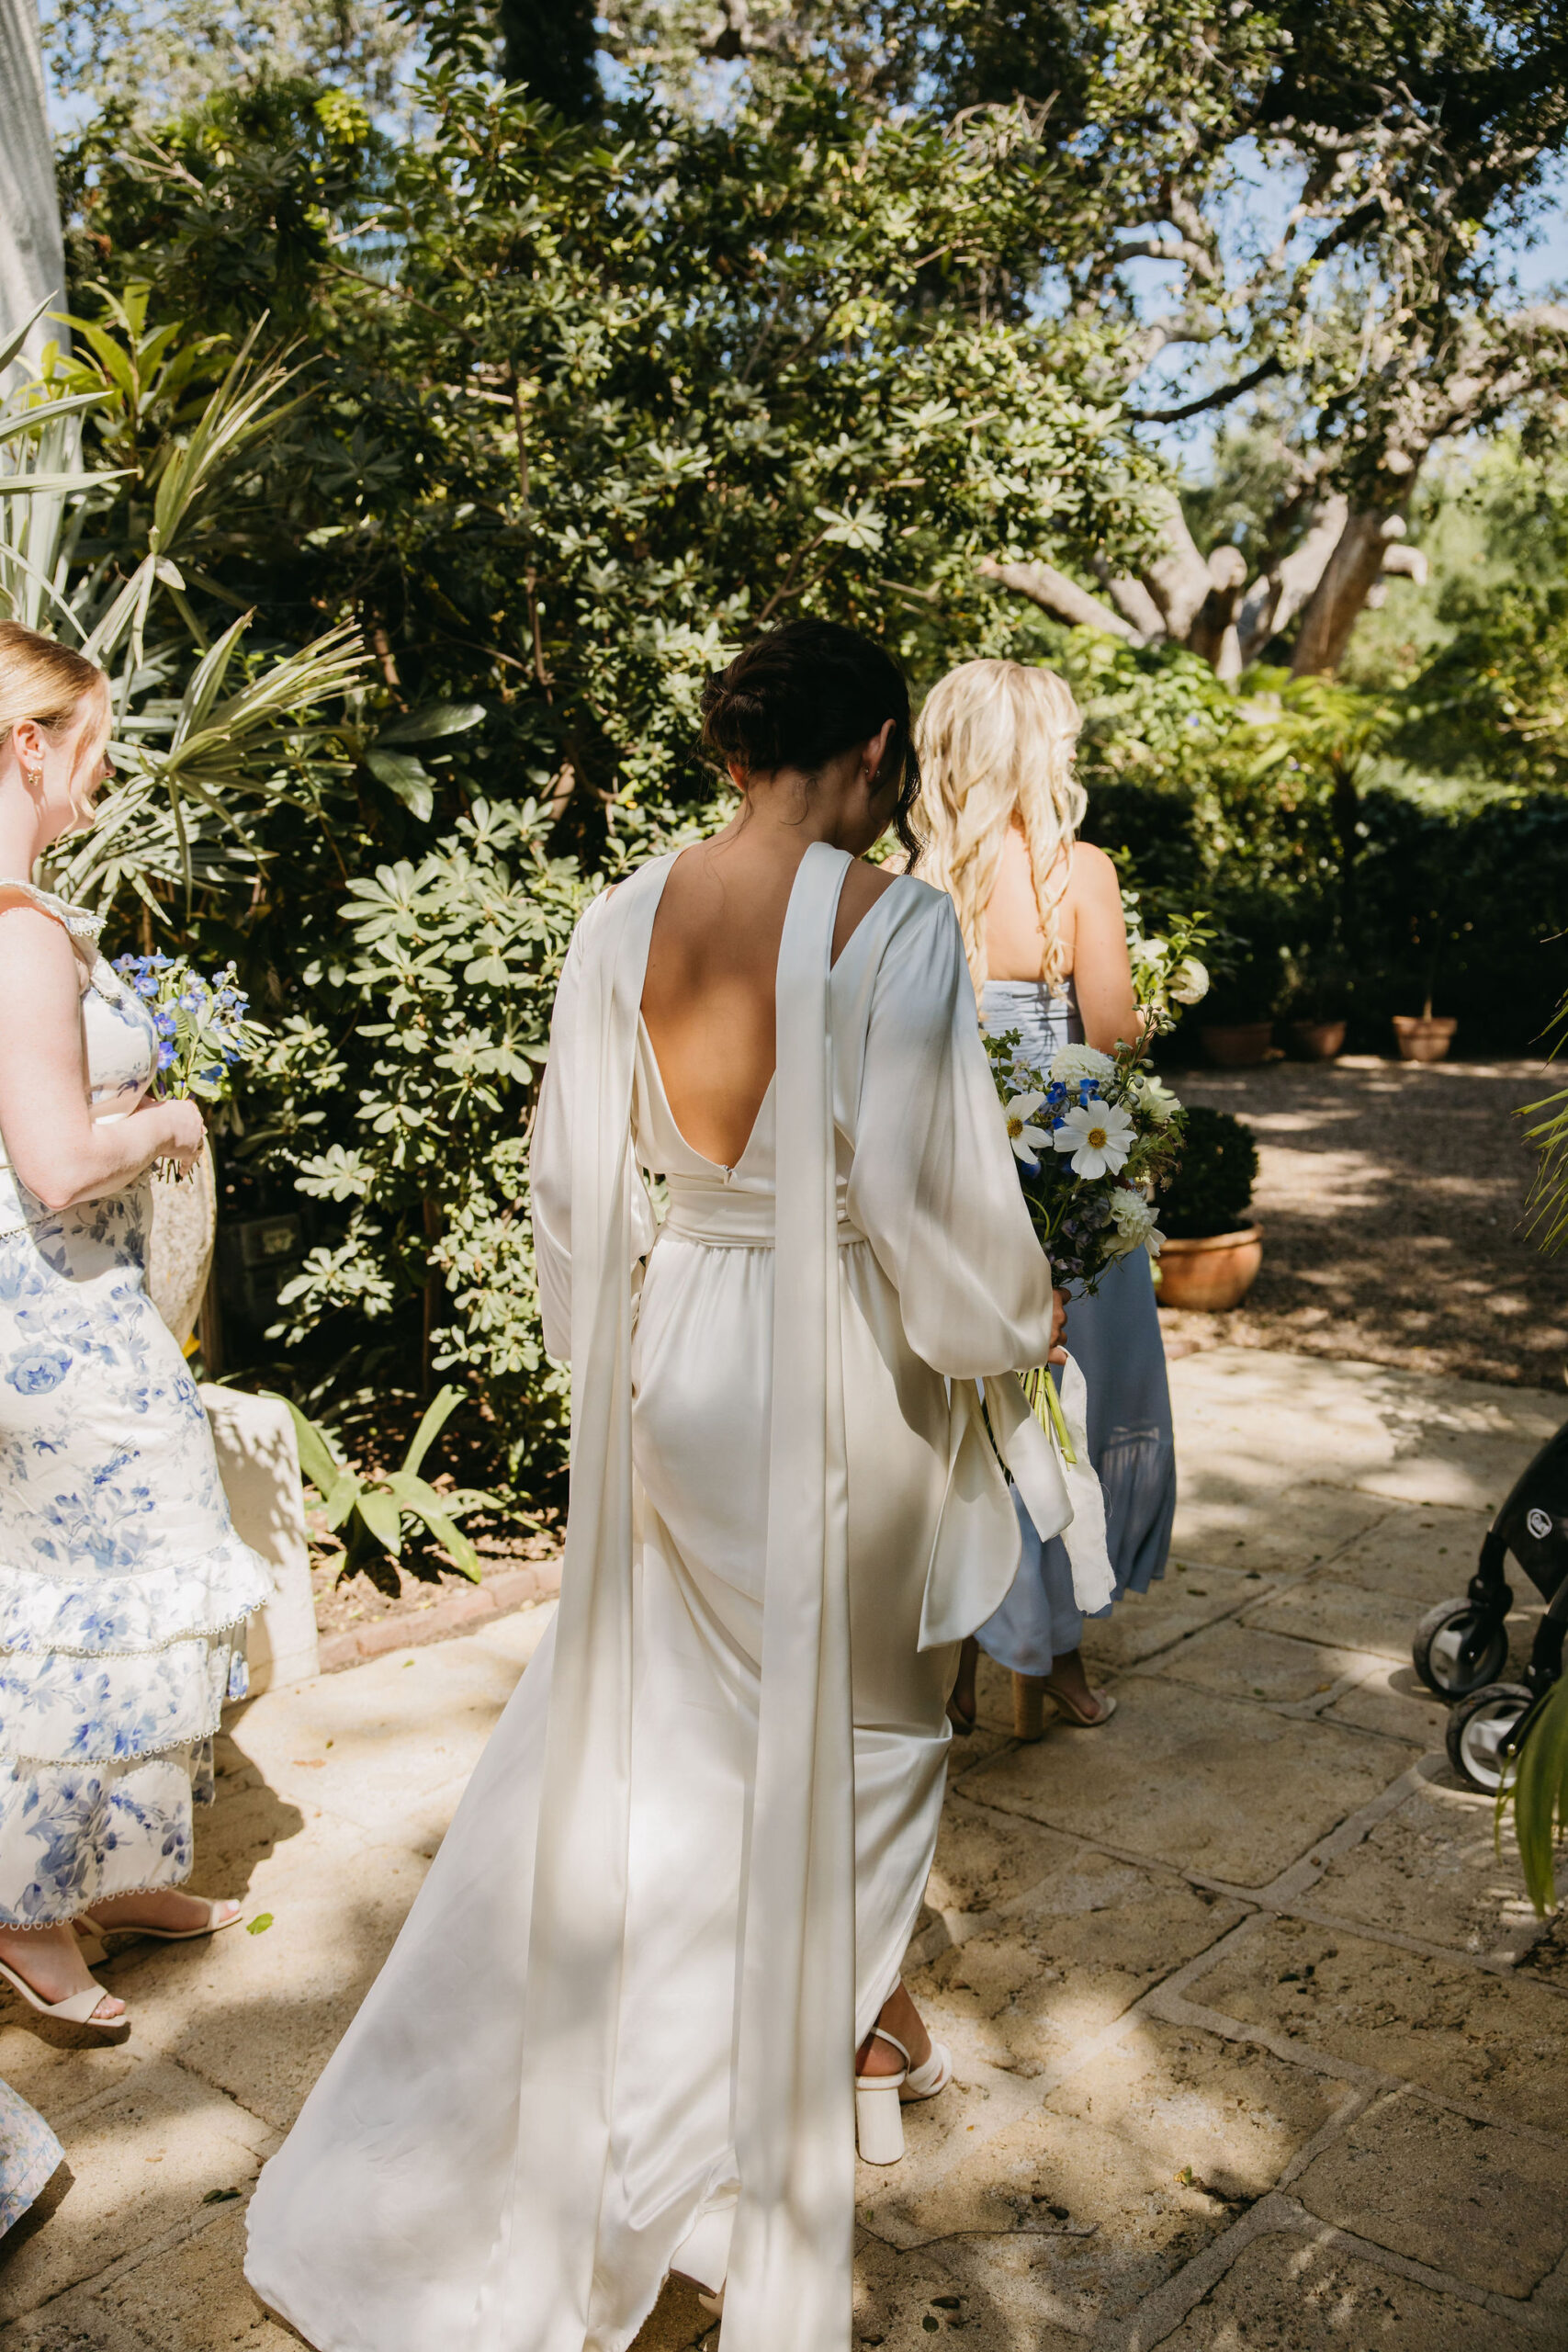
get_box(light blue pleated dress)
[977,978,1176,1674]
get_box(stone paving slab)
[959,1675,1411,1887]
[1305,1774,1544,1959]
[1152,2228,1544,2352]
[1188,1915,1568,2134]
[1319,1501,1496,1600]
[1145,1619,1368,1708]
[1291,2088,1568,2298]
[0,2059,272,2325]
[914,1845,1245,2078]
[1079,1563,1280,1670]
[1319,1659,1455,1748]
[2,1348,1563,2352]
[1168,1480,1397,1579]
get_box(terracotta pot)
[1288,1018,1347,1061]
[1155,1223,1264,1312]
[1393,1013,1457,1064]
[1201,1022,1274,1068]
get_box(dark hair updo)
[700,618,921,863]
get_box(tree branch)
[1129,357,1283,425]
[977,558,1145,642]
[1236,493,1348,666]
[1139,487,1213,641]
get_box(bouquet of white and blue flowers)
[112,954,263,1177]
[985,1032,1185,1295]
[984,928,1199,1464]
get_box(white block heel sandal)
[853,2029,953,2165]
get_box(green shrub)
[1157,1106,1259,1240]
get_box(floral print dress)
[0,882,272,1928]
[0,2077,62,2234]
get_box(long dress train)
[245,848,1069,2352]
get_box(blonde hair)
[914,658,1086,994]
[0,621,109,746]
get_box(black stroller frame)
[1411,1416,1568,1791]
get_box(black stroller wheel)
[1413,1599,1510,1698]
[1446,1683,1532,1792]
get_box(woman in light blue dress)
[917,658,1175,1735]
[0,625,270,2031]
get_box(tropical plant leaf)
[374,702,486,746]
[364,748,434,820]
[266,1391,344,1500]
[0,389,110,444]
[1500,1678,1568,1914]
[402,1382,467,1478]
[382,1474,486,1580]
[0,469,119,499]
[323,1469,364,1531]
[355,1484,405,1557]
[0,293,54,378]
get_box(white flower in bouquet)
[1048,1042,1117,1090]
[1108,1185,1165,1259]
[1003,1091,1051,1164]
[1170,956,1210,1006]
[1052,1098,1135,1178]
[1136,1072,1181,1125]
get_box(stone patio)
[2,1347,1564,2350]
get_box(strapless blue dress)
[978,979,1176,1672]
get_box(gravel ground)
[1158,1053,1568,1391]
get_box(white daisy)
[1048,1042,1116,1089]
[1003,1090,1051,1163]
[1052,1099,1135,1178]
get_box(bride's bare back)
[642,831,894,1170]
[640,621,912,1169]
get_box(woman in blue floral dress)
[0,2077,62,2233]
[0,625,271,2030]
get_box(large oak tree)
[608,1,1568,674]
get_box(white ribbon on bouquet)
[982,1351,1115,1614]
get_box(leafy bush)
[256,796,585,1487]
[1156,1107,1259,1240]
[42,62,1158,1504]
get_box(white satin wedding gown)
[245,843,1077,2352]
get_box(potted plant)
[1197,936,1282,1067]
[1282,939,1350,1061]
[1393,877,1460,1061]
[1393,999,1458,1063]
[1153,1106,1264,1310]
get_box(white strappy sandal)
[0,1953,123,2030]
[854,2028,953,2165]
[76,1895,243,1944]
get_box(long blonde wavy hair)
[914,658,1087,995]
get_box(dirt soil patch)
[309,1526,562,1652]
[1158,1054,1567,1390]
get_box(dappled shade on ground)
[1160,1057,1567,1389]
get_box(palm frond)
[1498,1678,1568,1914]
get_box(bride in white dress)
[245,621,1068,2352]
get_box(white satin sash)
[724,842,856,2351]
[476,850,679,2349]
